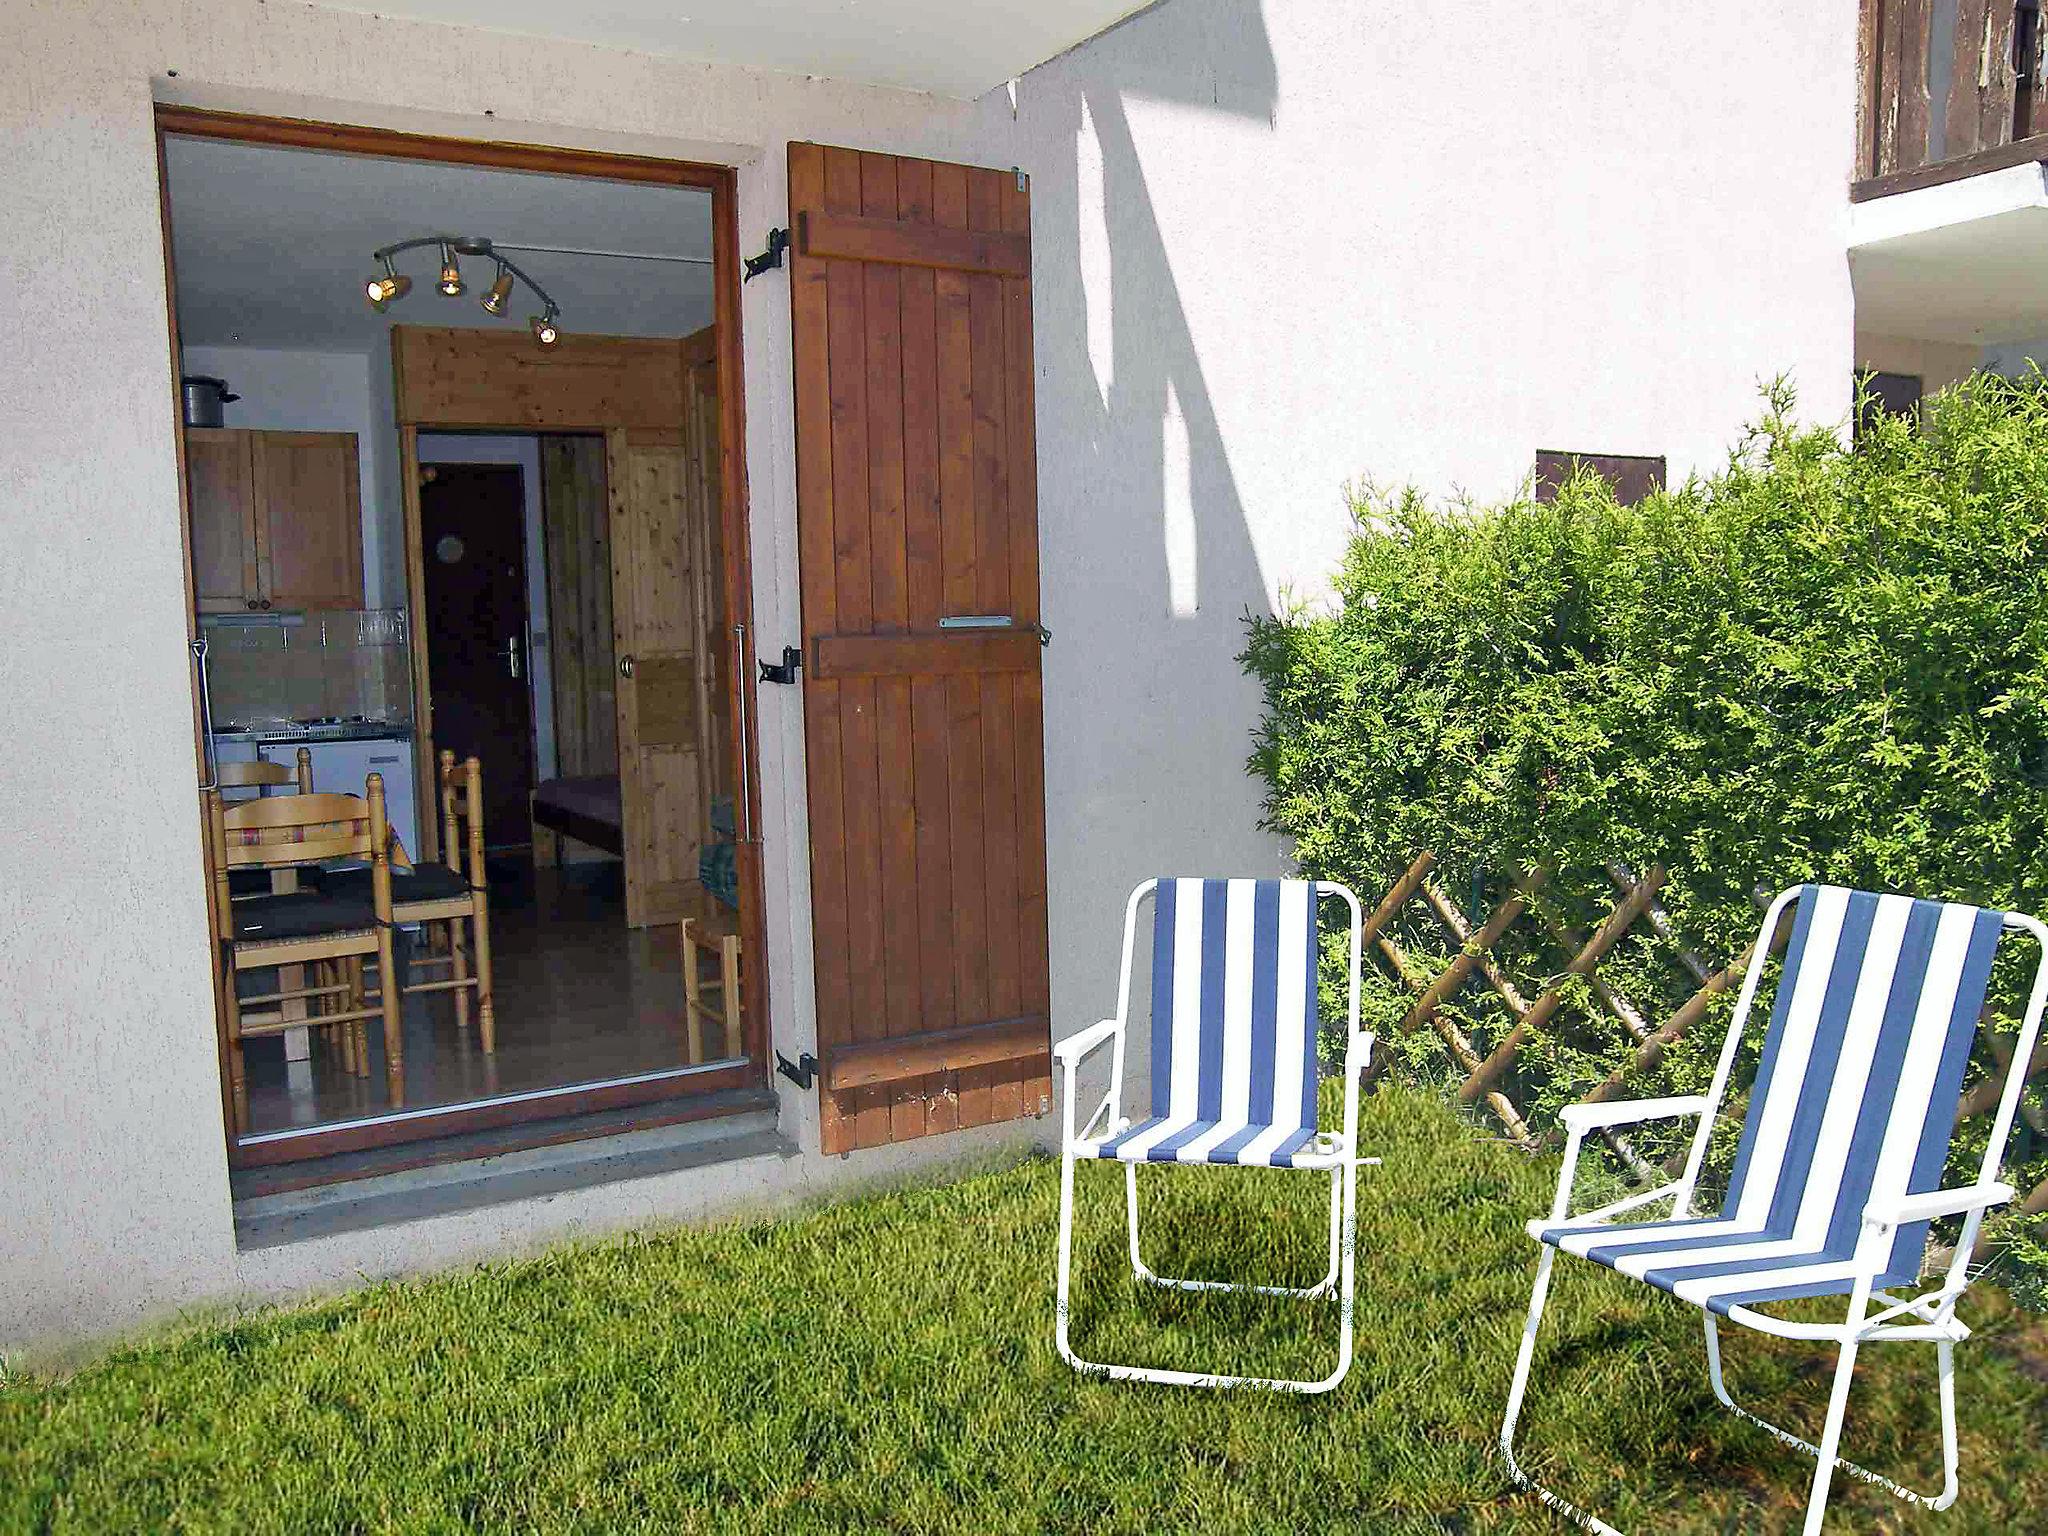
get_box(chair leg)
[681,920,705,1065]
[718,933,741,1059]
[1499,1249,1628,1536]
[1799,1340,1861,1536]
[470,895,495,1055]
[450,916,471,1033]
[375,929,405,1109]
[348,957,367,1076]
[1056,1144,1086,1373]
[223,955,248,1137]
[1061,1153,1360,1392]
[1124,1162,1150,1282]
[1704,1317,1956,1513]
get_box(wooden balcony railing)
[1858,0,2048,199]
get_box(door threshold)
[232,1086,777,1199]
[232,1060,756,1166]
[233,1088,789,1250]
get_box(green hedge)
[1243,377,2048,1288]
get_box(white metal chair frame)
[1053,877,1379,1393]
[1500,885,2048,1535]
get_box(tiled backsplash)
[206,609,412,726]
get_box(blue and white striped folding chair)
[1053,877,1378,1391]
[1501,884,2048,1535]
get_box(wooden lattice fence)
[1357,852,2048,1234]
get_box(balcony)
[1857,0,2048,200]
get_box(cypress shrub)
[1244,377,2048,1295]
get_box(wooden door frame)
[154,105,771,1168]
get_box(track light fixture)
[361,235,564,346]
[480,262,515,316]
[364,260,412,311]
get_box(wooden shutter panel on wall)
[788,142,1051,1155]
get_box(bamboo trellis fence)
[1357,852,2048,1230]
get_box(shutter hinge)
[744,227,790,282]
[1014,166,1027,191]
[758,645,802,685]
[776,1051,818,1090]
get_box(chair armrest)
[1559,1095,1711,1132]
[1865,1182,2016,1229]
[1052,1019,1120,1067]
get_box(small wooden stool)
[679,913,741,1064]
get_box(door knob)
[504,635,522,681]
[618,654,635,678]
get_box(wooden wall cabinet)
[188,427,365,612]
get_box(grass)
[3,1084,2046,1534]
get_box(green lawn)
[4,1085,2045,1534]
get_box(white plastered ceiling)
[309,0,1155,98]
[1850,163,2048,345]
[163,136,716,352]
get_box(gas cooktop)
[214,716,411,742]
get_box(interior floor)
[239,859,737,1137]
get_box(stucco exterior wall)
[0,0,1856,1353]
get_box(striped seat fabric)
[1085,878,1330,1168]
[1537,884,2004,1317]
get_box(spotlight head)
[364,269,412,311]
[480,263,515,317]
[437,243,464,298]
[530,311,561,348]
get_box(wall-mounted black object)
[759,645,802,685]
[775,1051,818,1089]
[744,228,790,281]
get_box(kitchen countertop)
[213,721,414,744]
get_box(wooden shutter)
[788,143,1051,1154]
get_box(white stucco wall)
[0,0,1857,1353]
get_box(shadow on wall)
[1021,0,1283,1065]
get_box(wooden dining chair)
[221,749,317,898]
[679,903,741,1064]
[332,751,495,1052]
[217,746,314,797]
[205,775,404,1130]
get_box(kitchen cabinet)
[187,428,364,612]
[186,428,259,609]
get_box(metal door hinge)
[775,1051,818,1090]
[759,645,802,685]
[744,228,790,281]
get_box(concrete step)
[235,1103,792,1249]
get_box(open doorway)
[158,110,764,1168]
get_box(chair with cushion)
[330,751,494,1052]
[206,776,404,1129]
[220,748,315,897]
[1054,876,1378,1392]
[1501,883,2048,1535]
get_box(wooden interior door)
[608,423,712,928]
[788,142,1051,1155]
[418,463,536,842]
[253,431,364,610]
